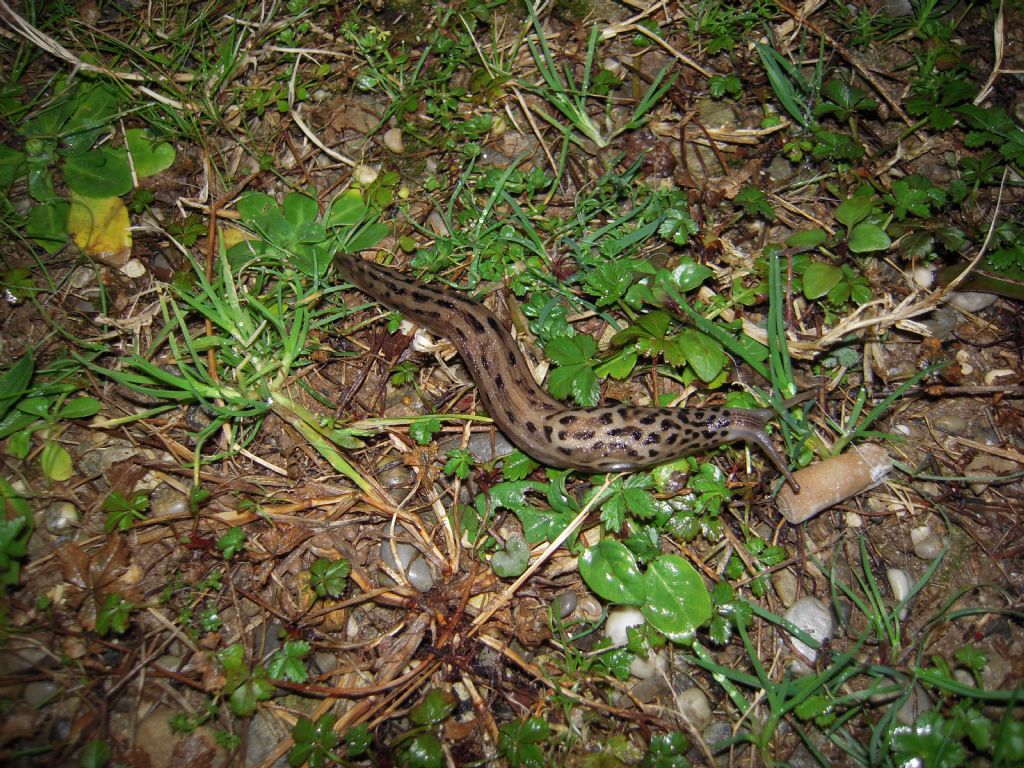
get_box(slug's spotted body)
[336,252,795,486]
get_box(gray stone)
[783,597,835,667]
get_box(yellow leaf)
[220,224,254,249]
[67,192,131,266]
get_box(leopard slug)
[335,252,797,489]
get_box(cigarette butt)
[776,444,892,524]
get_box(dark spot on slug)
[593,440,606,451]
[666,433,678,445]
[544,426,553,440]
[558,446,572,456]
[526,421,537,433]
[639,413,657,426]
[629,428,643,441]
[661,419,676,431]
[643,432,661,445]
[507,350,517,366]
[436,299,455,310]
[494,374,504,389]
[575,429,595,440]
[487,316,501,332]
[600,412,614,426]
[616,406,629,418]
[468,315,485,333]
[505,409,517,424]
[627,449,638,458]
[557,430,566,440]
[609,427,624,437]
[702,428,716,440]
[558,414,577,426]
[412,291,429,303]
[648,449,660,457]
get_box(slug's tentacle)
[335,252,797,489]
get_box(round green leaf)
[326,189,368,227]
[802,262,843,300]
[670,259,714,291]
[491,534,530,578]
[578,539,645,605]
[848,223,892,253]
[785,228,827,251]
[236,192,278,224]
[63,147,132,197]
[41,442,73,482]
[835,195,872,228]
[125,128,175,178]
[26,200,69,254]
[678,329,727,383]
[641,554,712,642]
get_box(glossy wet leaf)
[579,539,645,605]
[642,554,712,642]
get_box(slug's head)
[716,408,799,492]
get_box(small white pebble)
[893,423,913,436]
[910,524,944,560]
[119,259,146,278]
[605,606,644,646]
[911,265,934,289]
[383,127,404,154]
[676,687,712,729]
[354,164,379,185]
[783,597,834,669]
[983,369,1015,386]
[845,511,863,528]
[886,568,912,620]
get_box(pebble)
[354,164,379,185]
[917,306,957,340]
[383,127,404,154]
[911,265,935,289]
[604,606,665,680]
[932,413,968,435]
[150,483,188,518]
[76,439,138,476]
[886,568,912,620]
[551,591,577,619]
[772,568,799,608]
[605,606,644,645]
[119,258,146,278]
[42,501,80,535]
[783,597,834,669]
[895,684,933,725]
[966,454,1019,495]
[676,687,712,729]
[379,540,434,592]
[910,525,944,560]
[702,720,734,753]
[23,680,59,707]
[948,291,998,313]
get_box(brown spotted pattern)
[336,252,794,484]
